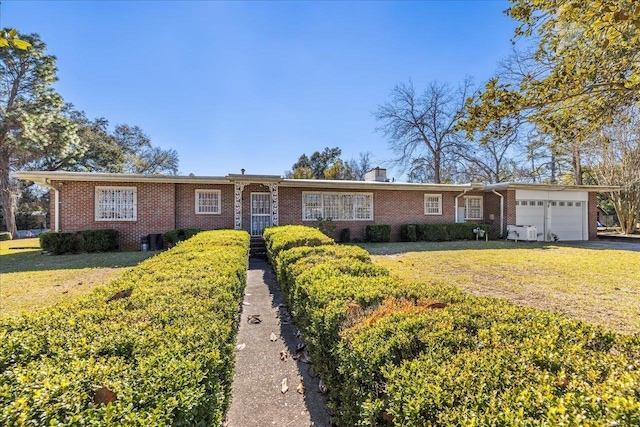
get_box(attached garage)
[514,189,588,241]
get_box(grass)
[1,238,157,317]
[360,240,640,335]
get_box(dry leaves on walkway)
[281,378,289,394]
[270,331,278,342]
[247,314,261,324]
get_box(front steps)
[249,237,267,258]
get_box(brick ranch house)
[13,169,618,250]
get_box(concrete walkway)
[225,258,331,427]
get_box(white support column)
[266,183,279,226]
[234,182,248,230]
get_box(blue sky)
[4,1,516,179]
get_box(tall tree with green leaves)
[0,32,81,237]
[464,0,640,164]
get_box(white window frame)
[424,194,443,215]
[302,192,373,221]
[195,189,221,215]
[464,196,483,220]
[95,186,137,221]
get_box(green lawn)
[1,238,157,317]
[360,241,640,335]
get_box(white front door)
[250,193,272,237]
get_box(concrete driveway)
[559,240,640,252]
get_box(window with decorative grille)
[464,196,483,220]
[95,187,137,221]
[424,194,442,215]
[195,190,221,214]
[303,192,373,221]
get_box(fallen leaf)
[242,301,251,306]
[245,293,252,296]
[426,302,448,309]
[236,343,246,351]
[247,314,261,324]
[270,332,278,342]
[318,379,327,394]
[281,378,289,394]
[297,380,305,394]
[106,288,133,303]
[94,386,117,405]
[280,350,288,361]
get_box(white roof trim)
[12,171,620,193]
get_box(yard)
[0,238,156,317]
[361,241,640,335]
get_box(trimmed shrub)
[0,232,11,241]
[365,224,391,243]
[263,225,334,262]
[0,230,250,425]
[263,225,640,426]
[339,228,350,243]
[405,223,492,242]
[76,229,118,252]
[162,227,203,246]
[39,232,79,255]
[423,224,449,241]
[400,224,418,242]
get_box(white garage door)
[549,201,584,241]
[515,200,546,241]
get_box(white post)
[54,188,60,232]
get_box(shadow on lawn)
[0,250,157,274]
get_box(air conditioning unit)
[506,225,538,242]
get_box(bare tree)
[375,80,471,184]
[347,152,373,181]
[587,108,640,235]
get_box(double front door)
[250,193,271,237]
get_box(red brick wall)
[175,183,235,230]
[277,187,487,241]
[52,180,176,250]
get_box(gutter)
[491,189,504,237]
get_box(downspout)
[454,188,471,223]
[491,189,504,237]
[44,178,60,232]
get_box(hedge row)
[400,222,491,242]
[0,229,250,426]
[264,225,640,426]
[40,229,119,254]
[0,232,11,242]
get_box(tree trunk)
[0,158,18,238]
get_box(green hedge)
[264,225,640,426]
[0,232,11,242]
[365,224,391,242]
[162,227,204,246]
[0,229,250,425]
[39,232,79,254]
[40,230,119,254]
[401,223,491,242]
[76,229,119,252]
[263,225,334,265]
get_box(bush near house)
[0,232,11,241]
[264,225,640,426]
[0,230,250,426]
[365,224,391,242]
[40,229,119,254]
[401,223,491,242]
[162,227,203,246]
